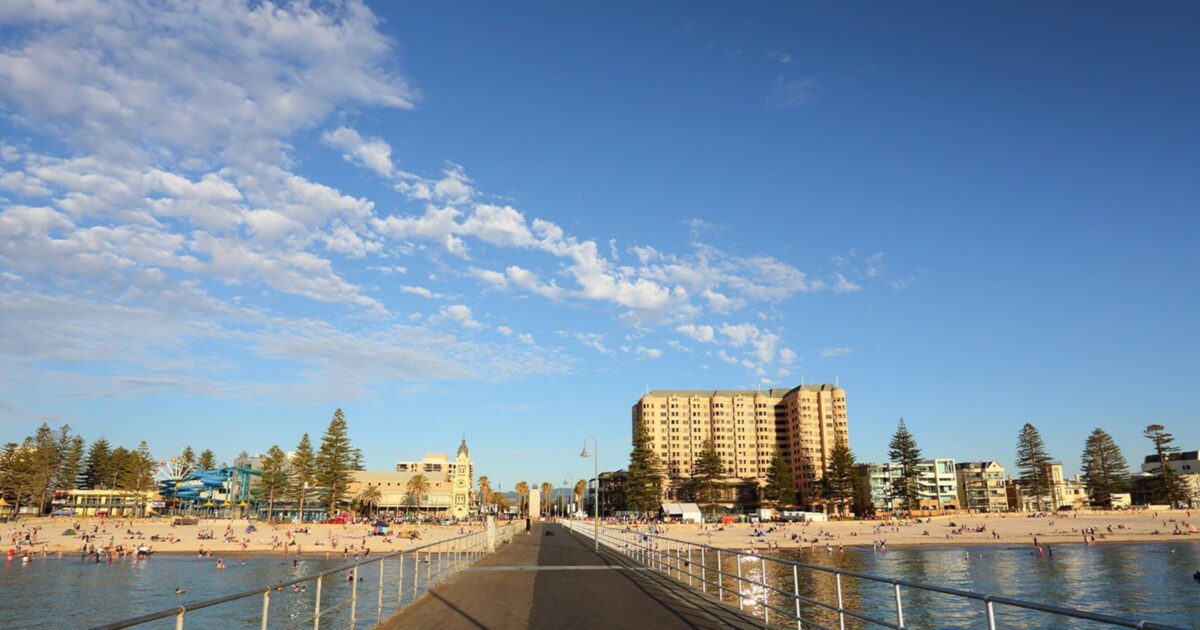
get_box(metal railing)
[562,520,1190,630]
[90,522,519,630]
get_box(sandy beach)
[606,509,1200,552]
[3,517,508,557]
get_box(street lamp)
[580,437,598,552]
[297,481,308,524]
[563,473,574,518]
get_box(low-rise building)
[347,440,475,517]
[955,461,1008,512]
[55,489,162,517]
[866,458,958,511]
[1005,463,1089,511]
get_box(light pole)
[563,473,574,518]
[580,437,598,552]
[297,481,308,524]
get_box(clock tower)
[451,438,473,519]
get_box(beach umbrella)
[0,498,10,507]
[202,501,215,507]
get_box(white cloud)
[440,304,482,330]
[636,346,663,361]
[676,324,715,343]
[0,0,415,165]
[322,126,394,178]
[778,348,797,364]
[832,273,861,293]
[400,285,441,299]
[819,347,853,358]
[571,332,611,354]
[517,333,534,344]
[496,326,512,336]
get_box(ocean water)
[0,550,446,629]
[2,541,1198,629]
[723,540,1200,628]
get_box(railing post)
[687,545,693,586]
[398,555,405,609]
[894,582,905,628]
[737,554,744,610]
[377,557,385,625]
[313,575,322,630]
[701,546,706,593]
[835,573,845,630]
[985,598,997,630]
[793,565,802,630]
[260,588,270,630]
[761,556,769,624]
[350,564,359,627]
[413,553,419,601]
[716,549,723,602]
[175,608,185,630]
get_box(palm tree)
[573,479,587,516]
[406,474,430,516]
[477,476,492,513]
[492,491,509,513]
[540,482,553,517]
[514,481,529,517]
[356,484,382,518]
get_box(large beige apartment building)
[631,384,848,509]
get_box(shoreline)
[600,509,1200,553]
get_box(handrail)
[562,519,1191,630]
[90,521,519,630]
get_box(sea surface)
[2,541,1199,629]
[1,550,442,630]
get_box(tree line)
[0,423,167,515]
[613,416,1190,518]
[0,408,368,518]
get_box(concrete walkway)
[377,522,766,629]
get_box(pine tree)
[109,447,132,489]
[1080,428,1128,509]
[82,437,112,489]
[1143,424,1186,506]
[197,449,216,471]
[763,448,797,508]
[851,463,873,517]
[289,434,316,522]
[258,445,289,521]
[823,436,857,514]
[179,446,197,475]
[1016,423,1052,511]
[315,408,355,516]
[0,441,36,511]
[59,434,85,491]
[690,438,727,515]
[29,423,60,513]
[888,418,923,513]
[625,419,665,515]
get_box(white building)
[867,458,958,511]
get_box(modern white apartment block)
[867,458,958,511]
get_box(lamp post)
[563,473,574,518]
[297,481,308,524]
[580,437,598,552]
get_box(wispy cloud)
[767,77,816,109]
[819,347,854,358]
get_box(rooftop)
[642,384,842,399]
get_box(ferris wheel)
[152,458,187,483]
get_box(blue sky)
[1,1,1197,491]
